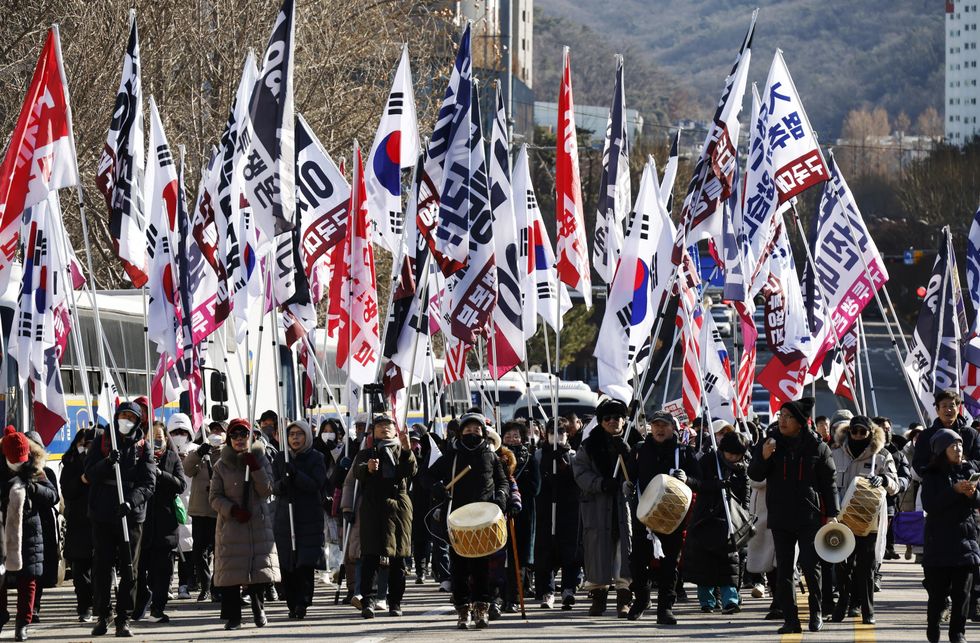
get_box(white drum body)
[636,473,692,535]
[448,501,507,558]
[839,476,885,537]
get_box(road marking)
[779,591,805,643]
[854,616,876,642]
[422,605,457,617]
[353,638,386,643]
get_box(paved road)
[27,557,936,642]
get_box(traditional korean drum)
[448,502,507,558]
[637,473,693,535]
[839,476,885,537]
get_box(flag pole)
[858,316,879,416]
[855,315,866,412]
[301,333,348,435]
[396,251,433,434]
[489,331,503,426]
[52,22,133,582]
[659,334,679,407]
[143,288,154,424]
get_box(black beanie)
[780,397,815,427]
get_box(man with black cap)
[573,398,633,618]
[84,402,157,637]
[427,411,509,630]
[748,397,838,635]
[913,389,980,476]
[354,415,416,618]
[625,409,700,623]
[258,410,280,451]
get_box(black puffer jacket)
[913,417,980,476]
[84,426,156,524]
[628,435,700,495]
[272,445,327,570]
[60,443,92,560]
[0,439,59,579]
[427,438,509,510]
[38,466,60,588]
[509,443,540,563]
[921,460,980,568]
[748,427,838,532]
[683,451,749,587]
[141,444,186,550]
[534,443,580,554]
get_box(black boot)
[588,588,609,617]
[114,620,133,638]
[92,618,109,636]
[777,620,802,634]
[251,597,267,627]
[627,591,650,621]
[616,588,632,619]
[14,624,27,642]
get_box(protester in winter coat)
[500,421,539,612]
[748,398,839,635]
[165,415,195,600]
[534,418,582,610]
[60,429,95,623]
[353,416,416,618]
[134,422,186,624]
[828,416,898,624]
[683,431,750,614]
[621,410,699,624]
[181,418,223,603]
[572,398,633,619]
[210,419,280,630]
[409,423,438,584]
[22,431,59,626]
[920,428,980,643]
[427,412,509,630]
[913,389,980,476]
[0,428,58,642]
[84,402,157,638]
[271,420,327,619]
[314,419,344,578]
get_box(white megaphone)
[815,520,856,564]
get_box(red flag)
[0,28,78,292]
[554,48,592,308]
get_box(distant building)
[533,101,644,147]
[946,1,980,144]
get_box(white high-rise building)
[946,1,980,144]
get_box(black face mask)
[460,434,484,450]
[849,435,871,455]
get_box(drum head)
[638,474,668,516]
[448,502,502,530]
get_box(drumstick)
[618,455,631,483]
[446,465,473,490]
[508,517,528,620]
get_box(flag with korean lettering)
[673,11,755,256]
[676,249,704,421]
[733,301,757,417]
[97,13,147,289]
[961,337,980,413]
[447,85,497,345]
[595,159,661,401]
[366,44,419,255]
[419,24,471,276]
[764,50,828,202]
[0,28,78,294]
[806,154,888,373]
[966,203,980,336]
[144,97,182,361]
[701,312,736,423]
[513,145,570,337]
[487,86,524,378]
[241,0,303,317]
[904,228,967,411]
[219,53,260,342]
[755,221,816,405]
[555,47,592,307]
[593,55,630,285]
[334,143,380,386]
[825,325,858,400]
[186,147,227,343]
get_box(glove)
[284,462,296,478]
[600,478,617,494]
[243,453,261,472]
[197,443,213,458]
[339,456,353,470]
[432,483,449,501]
[230,505,252,523]
[342,510,354,527]
[622,480,636,498]
[506,502,521,518]
[107,449,121,466]
[116,501,133,518]
[494,490,508,509]
[670,469,688,483]
[615,439,630,456]
[866,475,883,488]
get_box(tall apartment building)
[946,1,980,144]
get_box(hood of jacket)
[833,421,885,461]
[219,439,267,468]
[286,420,314,456]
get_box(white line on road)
[421,605,457,617]
[353,637,386,643]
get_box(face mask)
[208,433,224,448]
[6,460,23,472]
[461,434,484,449]
[171,435,189,451]
[118,419,135,435]
[76,445,88,455]
[321,433,336,444]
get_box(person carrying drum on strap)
[624,409,700,623]
[427,412,509,630]
[828,415,898,624]
[572,398,633,618]
[748,397,839,635]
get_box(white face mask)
[171,435,189,451]
[76,445,87,455]
[118,419,135,435]
[208,433,224,448]
[6,460,23,472]
[321,433,336,444]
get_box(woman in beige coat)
[209,419,280,630]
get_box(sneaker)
[115,621,134,638]
[488,603,501,621]
[79,609,95,624]
[377,599,388,612]
[92,619,109,636]
[722,603,741,615]
[540,593,554,609]
[224,619,241,630]
[351,595,363,610]
[415,575,425,585]
[439,581,451,593]
[561,590,576,610]
[751,583,765,599]
[388,603,403,617]
[146,609,170,624]
[177,585,191,600]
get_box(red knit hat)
[3,426,29,464]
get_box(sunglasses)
[849,427,869,436]
[228,430,249,440]
[601,414,626,422]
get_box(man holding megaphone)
[748,397,839,635]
